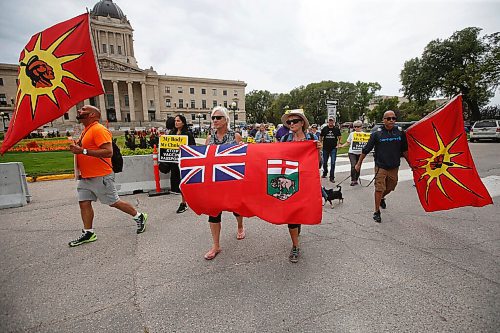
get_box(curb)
[27,174,74,182]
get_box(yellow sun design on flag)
[411,124,479,203]
[16,23,85,119]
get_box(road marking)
[359,168,414,182]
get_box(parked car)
[469,119,500,142]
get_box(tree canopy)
[400,27,500,121]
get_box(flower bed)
[8,138,71,152]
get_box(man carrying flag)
[355,110,411,223]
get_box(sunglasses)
[211,115,224,120]
[286,118,302,125]
[384,117,397,121]
[354,125,361,128]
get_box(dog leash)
[335,174,351,186]
[360,167,379,187]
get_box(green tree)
[245,90,273,123]
[368,97,399,123]
[400,27,500,121]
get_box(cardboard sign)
[158,135,187,163]
[351,132,370,153]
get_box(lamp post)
[196,113,203,136]
[230,101,237,131]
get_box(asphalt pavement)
[0,142,499,332]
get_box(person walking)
[68,105,147,247]
[203,106,246,260]
[355,111,410,223]
[339,120,365,186]
[280,109,321,263]
[169,115,196,213]
[320,117,342,182]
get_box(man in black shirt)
[355,111,410,223]
[320,118,342,182]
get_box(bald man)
[68,105,148,246]
[355,110,410,223]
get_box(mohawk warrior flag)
[0,13,104,154]
[406,95,492,212]
[180,141,322,225]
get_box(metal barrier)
[0,162,31,209]
[114,155,171,195]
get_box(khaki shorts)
[77,174,120,205]
[374,167,399,192]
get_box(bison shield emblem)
[267,160,299,201]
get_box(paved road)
[1,142,499,332]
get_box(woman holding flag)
[203,106,245,260]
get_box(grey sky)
[1,0,499,104]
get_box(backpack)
[110,140,123,173]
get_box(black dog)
[322,185,343,208]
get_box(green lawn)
[0,151,74,177]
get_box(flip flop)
[236,229,246,240]
[204,249,221,260]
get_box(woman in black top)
[170,115,196,213]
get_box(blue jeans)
[322,148,337,179]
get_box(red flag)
[0,13,104,154]
[406,95,492,212]
[179,141,322,225]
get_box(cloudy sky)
[1,0,499,104]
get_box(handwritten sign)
[158,135,187,163]
[351,132,370,153]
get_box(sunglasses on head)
[211,115,224,120]
[384,117,397,121]
[286,118,302,125]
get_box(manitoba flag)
[406,95,492,212]
[0,13,104,154]
[180,141,322,225]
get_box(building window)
[235,114,239,120]
[165,99,171,107]
[124,95,129,107]
[110,45,114,54]
[213,100,217,107]
[102,44,107,53]
[0,94,6,106]
[117,45,122,55]
[165,86,171,93]
[63,113,69,120]
[223,90,227,96]
[203,114,207,120]
[190,100,195,108]
[234,90,238,97]
[106,94,114,107]
[89,97,97,106]
[212,89,217,96]
[191,114,196,121]
[149,100,154,107]
[179,99,184,108]
[0,78,3,86]
[202,100,207,109]
[201,88,206,95]
[223,101,227,107]
[178,86,183,93]
[190,87,195,94]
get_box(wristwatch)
[82,149,88,155]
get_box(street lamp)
[230,101,237,131]
[196,113,203,135]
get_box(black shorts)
[288,224,300,229]
[208,212,241,223]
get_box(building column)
[106,31,110,56]
[84,99,90,105]
[98,94,107,121]
[127,81,136,122]
[112,80,122,121]
[141,82,148,121]
[154,83,161,121]
[68,106,78,122]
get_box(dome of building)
[91,0,126,20]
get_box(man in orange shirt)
[68,105,148,247]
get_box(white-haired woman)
[203,106,245,260]
[339,120,364,186]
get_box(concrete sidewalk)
[1,150,499,332]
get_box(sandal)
[204,248,221,260]
[236,229,245,240]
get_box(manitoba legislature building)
[0,0,247,130]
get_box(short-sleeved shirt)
[208,129,237,145]
[77,122,113,179]
[347,131,370,155]
[320,126,342,151]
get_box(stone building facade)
[0,0,246,131]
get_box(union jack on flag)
[180,144,248,185]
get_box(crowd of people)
[68,105,410,264]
